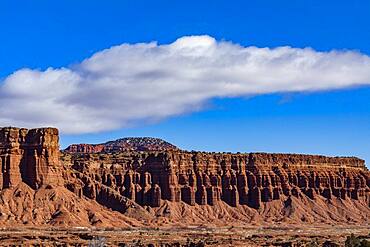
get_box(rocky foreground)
[0,126,369,245]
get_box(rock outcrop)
[0,126,369,227]
[0,127,150,227]
[0,127,61,189]
[65,151,369,211]
[64,143,105,153]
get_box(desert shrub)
[322,240,339,247]
[345,234,370,247]
[88,236,107,247]
[360,239,370,247]
[345,234,361,247]
[306,240,319,247]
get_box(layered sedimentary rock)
[64,150,370,210]
[1,126,369,226]
[0,127,61,189]
[65,144,105,153]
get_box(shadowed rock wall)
[0,127,61,189]
[65,151,370,209]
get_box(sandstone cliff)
[64,151,369,210]
[0,127,369,227]
[0,127,61,189]
[0,127,148,227]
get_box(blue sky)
[1,1,370,165]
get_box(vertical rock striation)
[1,126,369,226]
[0,127,61,189]
[64,150,370,209]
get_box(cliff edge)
[0,127,369,227]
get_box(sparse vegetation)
[306,240,319,247]
[322,240,339,247]
[345,234,370,247]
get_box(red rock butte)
[0,127,61,190]
[0,126,369,227]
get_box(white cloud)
[1,35,370,134]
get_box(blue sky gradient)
[1,0,369,164]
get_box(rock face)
[0,127,150,227]
[65,137,179,153]
[66,151,369,211]
[0,127,61,189]
[0,126,369,227]
[65,143,105,153]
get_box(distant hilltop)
[64,137,179,153]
